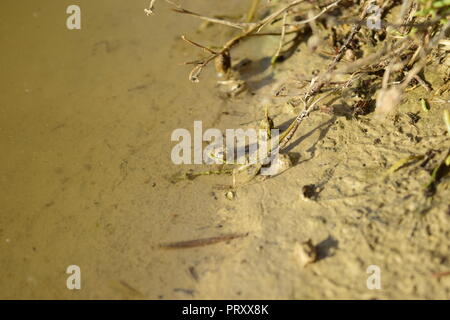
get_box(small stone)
[301,184,320,201]
[225,190,235,200]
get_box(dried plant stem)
[289,0,343,26]
[172,8,252,30]
[280,89,340,148]
[181,35,216,54]
[401,20,450,90]
[304,1,371,102]
[178,0,307,82]
[272,11,288,65]
[247,0,261,22]
[279,1,372,149]
[160,0,450,156]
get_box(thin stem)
[288,0,342,26]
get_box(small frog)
[206,107,291,186]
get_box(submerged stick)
[160,233,249,249]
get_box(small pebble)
[225,191,235,200]
[301,184,320,201]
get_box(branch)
[288,0,343,26]
[172,8,252,30]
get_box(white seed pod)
[307,34,323,53]
[375,87,402,116]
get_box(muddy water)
[0,0,251,299]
